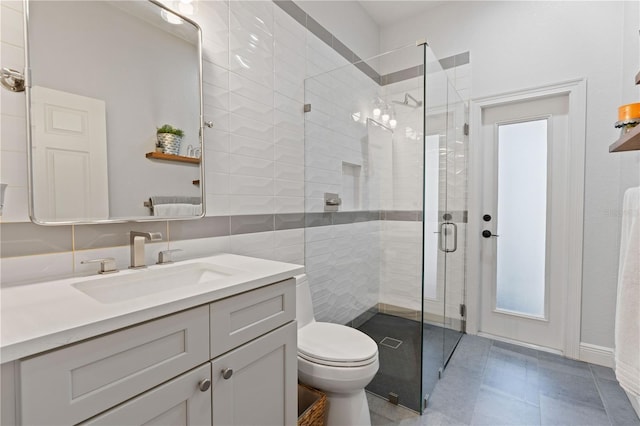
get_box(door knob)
[222,368,233,380]
[198,378,211,392]
[482,230,499,238]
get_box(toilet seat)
[298,322,378,367]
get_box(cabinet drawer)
[210,278,295,358]
[81,364,211,426]
[19,306,209,426]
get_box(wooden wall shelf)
[609,125,640,152]
[145,152,200,164]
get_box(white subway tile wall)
[300,29,392,323]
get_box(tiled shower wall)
[379,76,425,313]
[303,51,382,324]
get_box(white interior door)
[31,86,109,221]
[479,94,570,351]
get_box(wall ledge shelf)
[609,125,640,152]
[145,152,200,164]
[610,68,640,152]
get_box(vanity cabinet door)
[210,321,297,426]
[81,364,211,425]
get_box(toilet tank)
[295,274,315,329]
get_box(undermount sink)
[72,262,242,304]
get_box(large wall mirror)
[25,0,204,224]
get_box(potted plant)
[156,124,184,155]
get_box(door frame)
[467,79,587,359]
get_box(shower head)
[392,93,422,108]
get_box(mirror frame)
[23,0,206,225]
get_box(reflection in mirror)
[26,0,204,224]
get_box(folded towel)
[153,203,202,217]
[150,195,201,205]
[615,186,640,398]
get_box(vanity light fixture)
[372,108,381,119]
[389,118,397,129]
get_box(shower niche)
[341,162,361,211]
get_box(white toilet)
[295,274,379,426]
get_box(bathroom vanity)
[0,254,303,425]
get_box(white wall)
[295,0,380,60]
[381,1,639,349]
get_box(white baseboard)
[625,390,640,420]
[578,342,614,368]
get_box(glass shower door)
[422,46,468,406]
[442,78,467,366]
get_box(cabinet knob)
[198,378,211,392]
[222,368,233,380]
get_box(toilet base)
[324,389,371,426]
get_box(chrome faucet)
[129,231,163,269]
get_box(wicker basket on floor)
[298,383,327,426]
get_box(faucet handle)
[157,249,183,265]
[81,257,118,274]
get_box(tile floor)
[368,334,640,426]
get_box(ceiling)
[357,1,445,27]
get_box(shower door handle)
[438,222,458,253]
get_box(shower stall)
[303,42,468,413]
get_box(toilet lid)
[298,322,378,366]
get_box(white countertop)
[0,254,304,363]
